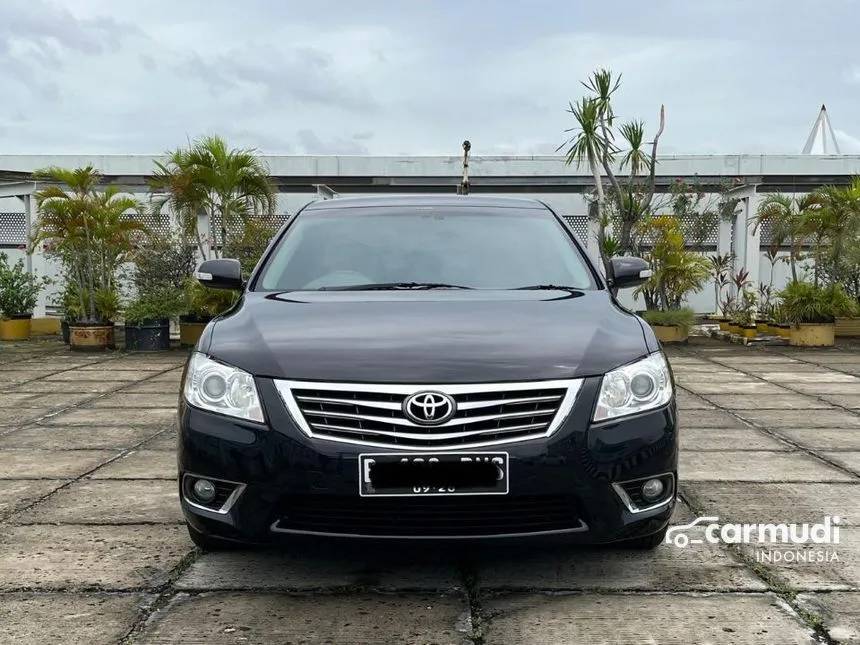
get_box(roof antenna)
[456,140,471,195]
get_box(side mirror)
[608,256,652,289]
[196,258,243,291]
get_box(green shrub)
[642,307,695,331]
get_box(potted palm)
[634,215,710,343]
[0,253,50,341]
[179,278,236,347]
[31,166,145,352]
[124,286,184,351]
[778,280,858,347]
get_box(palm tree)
[752,193,823,283]
[149,135,277,260]
[31,166,144,323]
[558,69,666,266]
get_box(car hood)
[206,290,649,383]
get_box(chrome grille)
[273,379,583,450]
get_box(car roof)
[302,194,550,211]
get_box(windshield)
[253,206,598,291]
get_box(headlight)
[183,352,265,423]
[592,352,673,422]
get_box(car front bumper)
[177,375,679,545]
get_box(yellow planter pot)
[835,317,860,338]
[0,316,32,341]
[69,325,113,352]
[789,323,835,347]
[179,322,208,347]
[651,324,688,344]
[718,321,730,332]
[741,326,758,339]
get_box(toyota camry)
[178,194,678,550]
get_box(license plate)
[358,452,509,497]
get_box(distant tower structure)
[801,104,841,154]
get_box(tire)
[186,522,242,552]
[616,525,669,550]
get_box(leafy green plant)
[31,165,146,324]
[709,252,734,316]
[642,307,695,332]
[182,277,237,322]
[633,215,710,311]
[222,217,280,278]
[777,280,858,324]
[124,286,186,325]
[0,253,51,318]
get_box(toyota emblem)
[403,391,456,425]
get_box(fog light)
[641,478,664,501]
[193,479,217,502]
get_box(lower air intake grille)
[271,495,586,538]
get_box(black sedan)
[178,195,678,550]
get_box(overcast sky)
[2,0,860,156]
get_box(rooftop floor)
[0,337,858,643]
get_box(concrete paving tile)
[681,451,856,482]
[176,547,463,592]
[718,356,805,365]
[136,591,471,645]
[737,527,860,591]
[677,371,755,382]
[78,362,180,372]
[88,393,179,408]
[472,528,765,592]
[0,449,119,479]
[737,409,860,429]
[89,450,177,479]
[791,383,860,395]
[13,479,182,524]
[678,410,749,428]
[14,392,101,408]
[43,370,151,382]
[41,408,177,426]
[120,382,181,394]
[675,393,716,410]
[0,408,55,426]
[822,451,860,473]
[821,394,860,409]
[0,524,191,591]
[779,429,860,451]
[680,428,792,451]
[479,592,816,645]
[0,479,68,517]
[0,370,56,385]
[682,482,860,526]
[11,380,123,394]
[0,592,147,645]
[758,371,860,383]
[0,425,163,450]
[139,430,177,451]
[0,393,40,408]
[796,592,860,644]
[681,382,793,395]
[703,394,838,410]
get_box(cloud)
[0,0,859,155]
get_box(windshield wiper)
[320,282,474,291]
[513,284,584,294]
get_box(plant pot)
[651,324,688,344]
[125,319,171,352]
[69,323,114,352]
[789,323,835,348]
[756,319,770,334]
[776,324,790,338]
[835,316,860,338]
[0,314,32,341]
[179,316,211,347]
[61,320,70,344]
[727,323,739,335]
[718,320,730,332]
[741,325,758,339]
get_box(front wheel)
[186,522,243,552]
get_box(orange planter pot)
[69,324,113,352]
